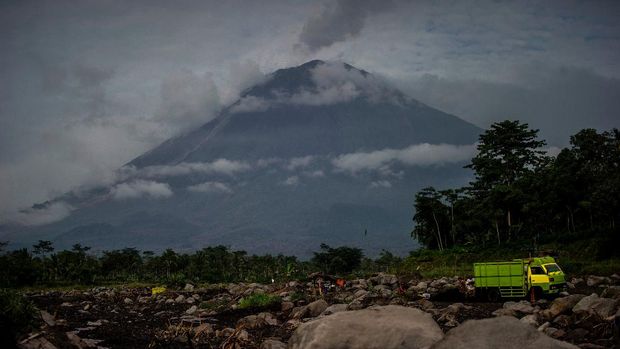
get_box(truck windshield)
[544,264,561,273]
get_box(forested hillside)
[413,121,619,255]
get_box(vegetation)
[412,121,620,255]
[311,243,363,275]
[0,289,38,342]
[0,243,319,288]
[238,293,282,310]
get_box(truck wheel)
[487,288,501,302]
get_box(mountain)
[2,60,481,257]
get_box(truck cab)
[526,257,566,297]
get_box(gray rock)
[346,299,365,311]
[572,293,618,318]
[492,308,516,317]
[416,299,435,311]
[185,305,198,315]
[432,316,578,349]
[570,277,584,286]
[175,295,186,303]
[538,321,551,332]
[290,305,308,319]
[260,339,286,349]
[123,298,133,305]
[257,312,278,326]
[236,329,250,341]
[543,327,563,338]
[601,285,620,299]
[237,314,269,329]
[40,310,56,327]
[183,283,195,291]
[503,301,536,315]
[306,299,328,317]
[541,294,586,319]
[587,276,610,287]
[281,301,294,312]
[289,305,443,349]
[321,304,348,316]
[353,289,368,298]
[553,314,572,327]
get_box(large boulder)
[289,305,443,349]
[572,293,618,318]
[431,316,578,349]
[541,294,586,319]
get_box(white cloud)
[111,180,173,200]
[283,176,300,186]
[545,146,562,157]
[286,156,315,170]
[187,181,233,194]
[370,180,392,188]
[304,170,325,178]
[135,159,251,178]
[154,69,221,133]
[332,143,477,173]
[2,201,74,227]
[228,62,401,113]
[287,81,360,106]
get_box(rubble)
[13,273,619,348]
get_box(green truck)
[473,256,566,301]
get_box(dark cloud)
[393,64,620,146]
[0,0,618,221]
[297,0,394,52]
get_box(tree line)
[0,241,375,288]
[412,121,620,254]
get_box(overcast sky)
[1,0,619,218]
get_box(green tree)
[412,187,450,250]
[32,240,54,256]
[466,120,547,241]
[311,243,363,275]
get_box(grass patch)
[0,289,39,342]
[199,298,230,312]
[288,291,305,303]
[238,293,281,310]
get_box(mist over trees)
[412,121,620,253]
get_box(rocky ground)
[16,273,620,348]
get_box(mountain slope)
[4,60,481,257]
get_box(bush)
[237,293,281,310]
[0,289,38,344]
